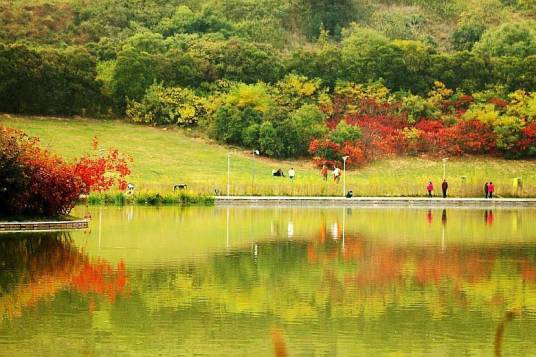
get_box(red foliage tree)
[516,122,536,155]
[74,138,132,193]
[0,127,131,216]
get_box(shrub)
[126,83,204,126]
[0,127,83,216]
[328,120,362,145]
[0,127,132,217]
[289,104,327,156]
[258,121,284,158]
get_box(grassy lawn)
[3,114,536,197]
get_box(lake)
[1,206,536,356]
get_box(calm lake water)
[1,206,536,356]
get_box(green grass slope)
[3,114,536,197]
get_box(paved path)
[215,196,536,208]
[0,219,88,233]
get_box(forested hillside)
[1,0,536,165]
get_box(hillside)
[3,114,536,197]
[1,0,536,191]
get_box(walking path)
[215,196,536,208]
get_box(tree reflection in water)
[0,232,128,320]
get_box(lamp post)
[342,156,349,197]
[251,150,259,195]
[227,153,231,197]
[442,158,448,180]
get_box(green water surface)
[1,206,536,356]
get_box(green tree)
[341,27,406,90]
[111,47,160,113]
[452,22,486,51]
[289,104,327,155]
[473,22,536,58]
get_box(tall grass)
[130,176,535,198]
[85,191,215,206]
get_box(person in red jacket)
[426,181,433,197]
[488,182,495,198]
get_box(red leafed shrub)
[74,138,132,193]
[443,95,474,112]
[516,122,536,155]
[341,142,367,166]
[451,120,496,154]
[309,138,341,166]
[416,119,444,132]
[488,97,508,108]
[0,127,131,216]
[0,126,83,216]
[415,119,496,156]
[309,138,368,167]
[18,148,84,216]
[435,120,496,155]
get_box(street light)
[227,153,231,197]
[442,158,448,180]
[342,156,349,197]
[251,149,260,194]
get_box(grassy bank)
[3,114,536,197]
[85,191,214,206]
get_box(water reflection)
[0,232,128,322]
[2,207,536,355]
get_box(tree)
[473,22,536,58]
[341,26,406,90]
[452,22,486,51]
[111,47,160,113]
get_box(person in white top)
[288,168,296,180]
[333,166,341,183]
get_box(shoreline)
[215,196,536,208]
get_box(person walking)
[288,168,296,180]
[484,182,489,199]
[321,164,328,181]
[427,181,434,198]
[333,166,341,183]
[488,181,495,198]
[441,179,448,198]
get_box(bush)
[0,127,83,216]
[0,127,132,217]
[127,83,204,125]
[329,120,362,145]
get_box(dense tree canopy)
[2,0,536,165]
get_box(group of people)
[321,164,342,182]
[272,168,296,179]
[426,180,449,198]
[426,180,495,198]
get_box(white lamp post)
[251,150,259,194]
[442,158,448,180]
[342,156,349,197]
[227,153,231,197]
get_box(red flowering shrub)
[516,122,536,155]
[341,142,367,166]
[487,97,508,108]
[0,127,131,216]
[74,138,132,193]
[415,119,444,132]
[448,120,496,154]
[417,120,496,156]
